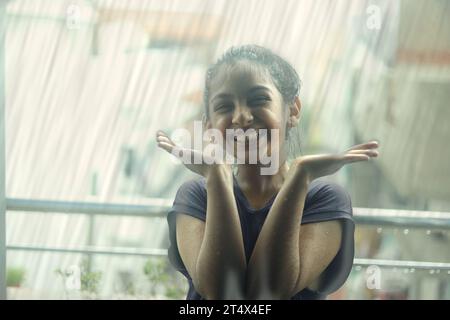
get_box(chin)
[228,141,274,164]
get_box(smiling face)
[205,61,293,164]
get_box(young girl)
[156,45,379,300]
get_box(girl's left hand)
[293,141,379,183]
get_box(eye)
[249,96,271,107]
[214,103,233,113]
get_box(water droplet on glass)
[403,268,409,274]
[403,229,409,235]
[355,266,362,271]
[429,269,435,274]
[447,270,450,275]
[376,227,382,234]
[426,230,431,235]
[410,268,415,273]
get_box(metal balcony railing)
[2,197,450,299]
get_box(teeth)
[229,129,272,144]
[234,130,258,142]
[247,131,258,140]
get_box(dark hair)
[203,44,301,119]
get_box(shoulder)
[169,177,208,221]
[177,177,206,192]
[174,177,207,202]
[304,179,353,217]
[307,179,352,203]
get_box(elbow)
[194,282,221,300]
[245,279,296,300]
[194,276,246,300]
[193,282,232,300]
[265,287,297,300]
[194,260,247,299]
[245,288,292,300]
[192,278,215,299]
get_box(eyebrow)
[211,93,234,104]
[211,85,272,103]
[248,85,272,94]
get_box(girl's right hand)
[156,130,231,177]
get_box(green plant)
[7,267,26,287]
[55,259,102,298]
[143,257,186,299]
[164,283,186,299]
[117,270,136,296]
[143,257,169,296]
[143,258,169,283]
[79,259,102,294]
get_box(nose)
[231,104,253,127]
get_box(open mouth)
[232,129,270,143]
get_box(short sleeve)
[301,180,355,296]
[166,178,207,278]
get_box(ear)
[203,114,213,130]
[287,96,301,128]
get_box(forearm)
[196,165,247,299]
[246,164,309,299]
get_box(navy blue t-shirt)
[167,175,355,300]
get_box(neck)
[235,160,290,195]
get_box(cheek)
[258,110,288,151]
[209,116,232,138]
[255,109,284,133]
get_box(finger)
[156,135,174,146]
[156,130,169,139]
[157,141,175,154]
[159,144,197,163]
[156,134,177,148]
[156,130,175,142]
[343,154,370,163]
[347,149,379,157]
[346,141,379,152]
[156,130,169,138]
